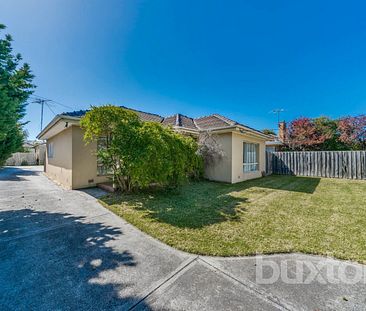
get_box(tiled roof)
[161,115,177,127]
[162,114,196,130]
[62,107,163,123]
[120,106,164,122]
[60,106,266,136]
[63,110,89,118]
[194,114,236,130]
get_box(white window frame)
[243,142,259,173]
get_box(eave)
[37,115,81,140]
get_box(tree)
[0,24,34,165]
[286,115,366,151]
[313,116,348,150]
[287,117,330,151]
[262,128,276,136]
[80,105,202,191]
[338,115,366,150]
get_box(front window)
[243,142,259,172]
[97,136,112,176]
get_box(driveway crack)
[199,257,296,311]
[128,256,199,310]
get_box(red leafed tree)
[338,115,366,149]
[287,117,331,150]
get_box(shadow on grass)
[102,186,249,229]
[0,209,153,310]
[249,175,321,194]
[101,175,321,230]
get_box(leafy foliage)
[338,115,366,150]
[0,24,34,165]
[80,105,202,191]
[287,117,329,150]
[286,115,365,151]
[262,128,276,136]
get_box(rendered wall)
[204,132,233,183]
[71,126,110,189]
[45,127,73,189]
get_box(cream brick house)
[37,106,269,189]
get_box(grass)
[100,175,366,263]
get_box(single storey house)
[37,106,269,189]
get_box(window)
[47,142,54,158]
[97,136,112,176]
[243,142,259,172]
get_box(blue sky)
[1,0,366,139]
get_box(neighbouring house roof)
[23,140,46,148]
[265,133,285,147]
[38,105,269,140]
[265,140,283,146]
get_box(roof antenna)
[271,108,285,125]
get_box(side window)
[47,142,54,159]
[243,142,259,172]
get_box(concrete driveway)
[1,166,365,310]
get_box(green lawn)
[100,175,366,263]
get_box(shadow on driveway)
[0,209,153,310]
[0,166,41,181]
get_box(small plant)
[20,160,28,166]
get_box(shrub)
[81,105,202,191]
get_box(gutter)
[36,114,81,139]
[200,125,270,140]
[236,125,271,140]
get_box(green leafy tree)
[80,105,202,191]
[0,24,34,165]
[262,128,276,136]
[313,116,348,150]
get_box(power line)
[29,95,75,132]
[45,102,57,116]
[30,94,73,110]
[32,98,52,131]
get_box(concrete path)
[0,166,365,310]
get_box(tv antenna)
[271,108,285,124]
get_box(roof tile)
[60,106,265,136]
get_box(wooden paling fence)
[266,151,366,180]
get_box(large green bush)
[80,105,202,191]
